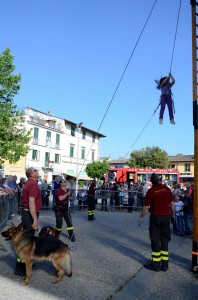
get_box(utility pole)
[75,122,83,199]
[191,0,198,271]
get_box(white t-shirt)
[174,201,184,216]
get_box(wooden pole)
[191,0,198,270]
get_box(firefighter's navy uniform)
[55,180,75,242]
[141,174,174,271]
[87,180,97,221]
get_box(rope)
[122,102,161,160]
[121,1,183,161]
[77,0,158,176]
[170,0,182,73]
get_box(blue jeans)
[183,212,192,232]
[159,94,174,120]
[176,215,185,235]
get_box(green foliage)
[128,146,170,169]
[85,160,110,180]
[0,48,31,164]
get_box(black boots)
[69,233,75,242]
[55,229,61,238]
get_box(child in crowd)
[174,195,185,237]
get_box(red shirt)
[88,184,96,196]
[22,178,42,210]
[144,183,173,216]
[55,187,69,206]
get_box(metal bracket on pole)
[193,101,198,129]
[191,0,197,7]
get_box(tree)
[0,48,31,166]
[85,160,110,180]
[128,146,170,169]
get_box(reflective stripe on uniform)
[55,227,62,231]
[161,250,169,261]
[67,227,74,231]
[151,251,161,262]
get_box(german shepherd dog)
[1,223,72,285]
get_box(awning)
[62,172,92,181]
[52,169,63,176]
[78,174,93,181]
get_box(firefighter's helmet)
[39,226,57,238]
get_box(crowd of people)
[0,174,24,198]
[0,168,194,276]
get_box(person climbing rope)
[155,72,175,125]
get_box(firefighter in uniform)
[139,173,174,272]
[55,178,75,242]
[87,180,97,221]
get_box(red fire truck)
[105,167,180,185]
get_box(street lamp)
[76,122,83,200]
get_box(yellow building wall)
[4,157,26,179]
[169,161,194,176]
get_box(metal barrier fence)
[94,190,144,211]
[16,189,144,212]
[0,194,18,230]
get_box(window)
[169,164,175,169]
[92,133,95,143]
[55,134,60,148]
[70,144,74,157]
[55,154,60,163]
[45,152,50,167]
[32,150,39,161]
[82,129,86,140]
[92,150,95,161]
[184,163,190,172]
[46,131,51,141]
[81,147,85,160]
[71,126,75,137]
[33,127,39,144]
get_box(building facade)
[4,107,106,182]
[168,154,194,178]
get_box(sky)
[0,0,193,159]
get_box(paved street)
[0,207,197,300]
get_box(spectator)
[2,178,15,195]
[182,190,193,235]
[67,178,76,209]
[100,183,109,211]
[174,195,185,237]
[39,180,49,208]
[8,176,17,190]
[17,177,25,213]
[118,183,125,210]
[172,184,181,197]
[112,182,119,208]
[52,176,61,207]
[128,183,135,213]
[109,182,114,206]
[78,181,89,210]
[142,181,148,204]
[0,173,3,184]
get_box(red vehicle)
[105,167,180,185]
